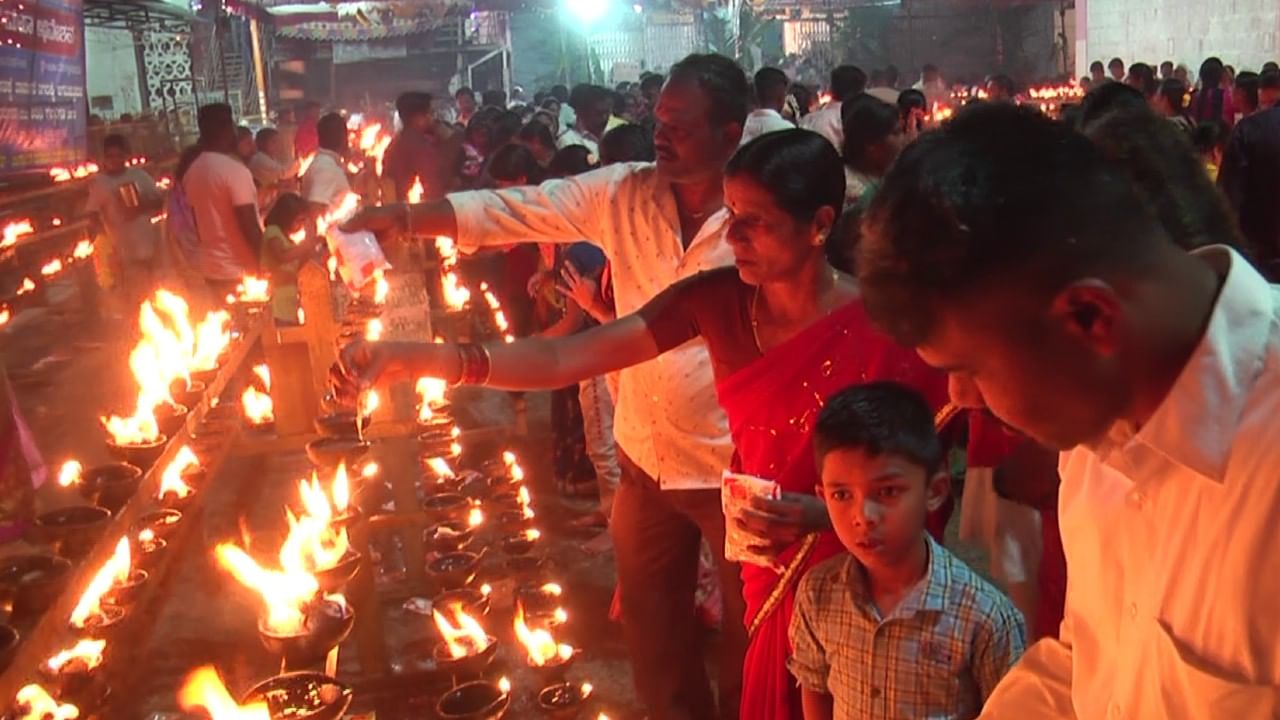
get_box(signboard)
[0,0,87,174]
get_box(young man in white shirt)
[740,66,794,145]
[182,103,262,298]
[556,83,611,157]
[345,54,750,720]
[301,112,352,215]
[857,103,1280,719]
[801,64,867,152]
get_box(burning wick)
[57,460,82,488]
[178,666,271,720]
[69,538,132,630]
[540,582,563,597]
[372,269,389,305]
[480,583,493,597]
[361,462,379,478]
[433,606,490,658]
[45,639,106,674]
[499,677,512,695]
[365,318,384,342]
[514,602,574,666]
[356,389,379,442]
[467,506,484,528]
[159,446,200,500]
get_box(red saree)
[717,300,951,720]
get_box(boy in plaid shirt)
[789,382,1026,719]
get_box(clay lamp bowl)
[29,506,112,561]
[154,402,190,438]
[315,549,362,593]
[101,568,149,609]
[0,625,17,673]
[426,521,475,553]
[418,433,461,460]
[415,413,454,438]
[459,473,496,502]
[427,551,481,591]
[313,411,369,440]
[432,587,491,619]
[0,554,72,618]
[422,470,465,496]
[132,508,183,540]
[172,380,208,409]
[436,679,510,720]
[77,462,142,515]
[305,437,370,470]
[190,365,221,386]
[354,481,393,516]
[526,647,579,686]
[422,493,470,525]
[537,681,594,720]
[242,672,353,720]
[258,596,355,668]
[500,530,540,557]
[498,509,534,534]
[38,652,109,714]
[105,434,169,471]
[505,554,547,584]
[71,604,126,638]
[158,488,196,512]
[132,531,167,572]
[431,636,499,681]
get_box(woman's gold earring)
[814,233,827,247]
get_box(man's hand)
[341,204,404,236]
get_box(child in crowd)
[84,133,165,316]
[259,193,321,325]
[790,382,1026,720]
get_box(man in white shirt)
[556,83,611,157]
[84,133,165,311]
[857,103,1280,719]
[913,62,950,109]
[249,127,288,212]
[801,64,867,152]
[866,65,902,105]
[346,54,749,720]
[182,103,262,297]
[301,112,352,215]
[740,66,794,145]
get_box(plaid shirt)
[788,536,1026,719]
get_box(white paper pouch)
[326,227,391,293]
[722,470,783,570]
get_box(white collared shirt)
[740,108,794,145]
[301,148,350,210]
[981,246,1280,719]
[800,100,843,153]
[449,162,735,489]
[556,126,600,158]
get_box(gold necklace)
[750,268,842,352]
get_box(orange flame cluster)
[231,275,270,304]
[433,606,489,658]
[242,364,274,425]
[215,543,319,635]
[316,191,362,237]
[415,376,448,422]
[15,684,80,720]
[407,176,425,204]
[57,460,82,488]
[372,269,389,305]
[178,666,271,720]
[159,445,200,500]
[514,602,574,666]
[286,464,352,574]
[436,236,470,311]
[1,218,34,250]
[45,639,107,674]
[48,161,100,183]
[69,538,132,629]
[352,120,394,177]
[478,281,514,342]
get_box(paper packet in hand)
[326,226,391,293]
[722,470,783,571]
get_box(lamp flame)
[15,684,79,720]
[45,639,106,674]
[514,602,574,666]
[178,666,271,720]
[57,460,82,488]
[433,606,489,658]
[69,537,132,629]
[159,446,200,500]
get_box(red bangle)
[453,343,492,386]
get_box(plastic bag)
[326,226,391,293]
[722,470,783,570]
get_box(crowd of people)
[79,47,1280,720]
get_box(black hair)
[1081,101,1248,254]
[668,53,750,127]
[264,192,307,232]
[1192,120,1229,157]
[549,145,596,177]
[1156,78,1190,119]
[1078,80,1146,128]
[1264,61,1280,74]
[465,107,503,152]
[197,103,234,140]
[103,133,130,154]
[789,83,815,117]
[753,67,789,107]
[317,113,347,151]
[255,127,279,153]
[396,91,433,121]
[550,84,570,102]
[830,64,868,101]
[987,74,1016,98]
[869,68,886,86]
[828,202,862,274]
[455,86,475,101]
[599,123,655,165]
[482,89,507,109]
[859,103,1168,345]
[726,128,845,225]
[1260,69,1280,90]
[533,91,548,106]
[814,381,943,476]
[492,110,523,147]
[1127,62,1157,96]
[639,73,665,94]
[1108,57,1125,70]
[841,95,900,173]
[516,121,557,153]
[1234,71,1260,113]
[897,88,927,133]
[1192,57,1226,123]
[176,143,203,183]
[236,125,253,142]
[568,84,611,112]
[485,143,547,186]
[612,91,637,115]
[540,97,561,112]
[1090,60,1105,73]
[1160,60,1174,73]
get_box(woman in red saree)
[332,130,953,719]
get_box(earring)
[813,233,827,247]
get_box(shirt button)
[1128,602,1138,619]
[1130,490,1146,508]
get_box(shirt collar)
[750,108,783,119]
[1093,245,1273,483]
[317,148,342,161]
[847,534,950,622]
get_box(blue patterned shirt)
[788,536,1026,719]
